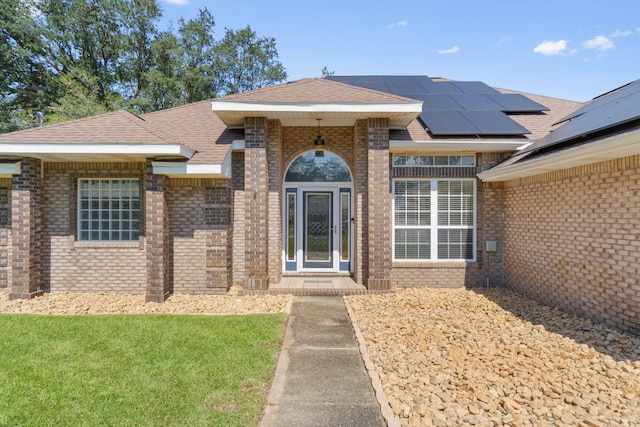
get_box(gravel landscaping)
[346,287,640,427]
[0,287,292,315]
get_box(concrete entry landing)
[260,296,385,427]
[243,276,389,296]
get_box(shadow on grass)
[471,287,640,363]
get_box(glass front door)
[284,186,352,272]
[303,192,333,268]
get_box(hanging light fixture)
[314,119,325,146]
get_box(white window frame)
[392,178,476,262]
[392,155,476,167]
[77,178,140,241]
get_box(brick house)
[0,76,638,334]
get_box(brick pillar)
[0,182,10,289]
[267,119,282,285]
[145,162,170,302]
[244,117,269,289]
[354,119,368,285]
[204,180,233,293]
[10,157,43,299]
[367,118,392,290]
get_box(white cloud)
[610,29,633,38]
[583,35,614,51]
[437,46,460,54]
[533,40,570,56]
[387,20,408,29]
[161,0,189,5]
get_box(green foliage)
[214,26,288,95]
[1,2,288,129]
[321,66,335,77]
[0,313,286,426]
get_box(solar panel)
[327,76,389,92]
[461,111,531,134]
[420,111,478,135]
[411,94,463,111]
[420,82,464,95]
[330,75,543,136]
[489,94,549,112]
[523,79,640,153]
[451,81,500,94]
[449,94,504,111]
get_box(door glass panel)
[287,193,296,261]
[306,193,331,262]
[340,192,350,261]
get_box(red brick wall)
[41,162,147,294]
[0,180,10,289]
[367,118,391,290]
[169,178,232,294]
[503,155,640,334]
[390,152,508,288]
[244,117,270,289]
[232,152,245,285]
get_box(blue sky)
[158,0,639,102]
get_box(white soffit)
[478,130,640,182]
[0,143,195,162]
[211,101,423,128]
[152,160,231,178]
[390,139,528,153]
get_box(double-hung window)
[78,179,140,241]
[393,179,475,261]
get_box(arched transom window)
[284,150,352,183]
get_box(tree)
[214,26,287,95]
[177,8,217,103]
[0,2,288,130]
[321,66,335,77]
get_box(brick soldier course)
[0,76,638,336]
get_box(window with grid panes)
[393,179,475,261]
[78,179,140,241]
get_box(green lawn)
[0,313,286,427]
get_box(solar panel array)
[328,75,549,136]
[523,79,640,153]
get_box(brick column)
[244,117,270,289]
[267,119,282,285]
[367,118,392,290]
[10,157,43,299]
[354,119,368,285]
[145,162,170,302]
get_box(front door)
[303,192,333,268]
[284,186,352,273]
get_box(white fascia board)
[0,161,20,177]
[152,161,229,178]
[0,143,195,158]
[478,130,640,182]
[390,139,528,153]
[211,101,423,114]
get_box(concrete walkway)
[260,296,385,427]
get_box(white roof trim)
[390,139,528,153]
[211,101,423,114]
[152,161,230,178]
[0,143,195,158]
[478,129,640,182]
[0,161,20,177]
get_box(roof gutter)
[477,128,640,182]
[0,143,195,158]
[390,139,528,153]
